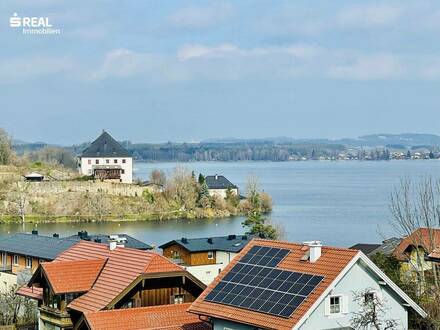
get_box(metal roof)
[204,175,237,190]
[81,131,131,158]
[0,233,78,260]
[67,232,152,250]
[159,235,253,253]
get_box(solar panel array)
[205,246,324,318]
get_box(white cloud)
[168,3,233,28]
[177,44,239,61]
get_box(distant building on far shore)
[205,174,238,198]
[78,130,133,183]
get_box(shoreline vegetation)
[0,128,272,224]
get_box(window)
[122,159,126,164]
[365,291,375,303]
[13,255,19,265]
[122,169,125,174]
[26,257,32,268]
[1,253,6,265]
[95,159,99,164]
[208,251,214,259]
[172,251,180,259]
[106,159,110,164]
[87,159,91,165]
[114,159,118,164]
[173,294,185,304]
[330,296,341,314]
[122,299,134,308]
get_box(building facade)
[204,175,238,198]
[160,235,253,285]
[78,131,133,183]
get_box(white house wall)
[208,188,238,199]
[79,157,133,183]
[298,260,408,330]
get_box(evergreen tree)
[406,150,412,159]
[198,173,205,185]
[429,151,435,159]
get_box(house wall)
[0,272,17,293]
[208,188,238,199]
[79,157,133,183]
[400,248,433,275]
[298,260,408,330]
[162,245,219,266]
[1,252,43,275]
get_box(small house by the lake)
[205,174,238,198]
[24,172,44,182]
[78,130,133,183]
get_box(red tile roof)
[429,247,440,260]
[84,303,211,330]
[53,240,184,313]
[42,259,106,294]
[189,239,358,330]
[393,228,440,261]
[16,285,43,300]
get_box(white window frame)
[13,255,19,266]
[330,295,342,314]
[173,294,185,304]
[207,251,214,259]
[26,256,32,269]
[325,294,348,317]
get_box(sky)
[1,0,440,144]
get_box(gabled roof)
[67,232,152,250]
[84,303,211,330]
[204,175,237,190]
[81,131,131,158]
[189,239,426,330]
[159,235,253,253]
[0,233,78,260]
[40,240,191,313]
[41,259,106,294]
[393,228,440,261]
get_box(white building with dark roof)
[79,130,133,183]
[205,174,238,198]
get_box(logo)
[9,13,61,35]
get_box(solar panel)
[205,246,324,318]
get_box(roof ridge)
[251,238,357,252]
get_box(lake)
[2,160,440,248]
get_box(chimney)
[31,230,38,235]
[303,241,322,263]
[53,233,59,238]
[109,238,117,251]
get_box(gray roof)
[159,235,253,253]
[67,232,152,250]
[0,233,78,260]
[81,131,131,158]
[205,175,237,190]
[350,237,401,257]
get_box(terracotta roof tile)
[85,303,211,330]
[189,239,358,330]
[16,285,43,300]
[51,240,184,313]
[42,259,106,294]
[393,228,440,261]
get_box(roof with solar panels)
[188,239,426,330]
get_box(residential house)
[350,237,401,257]
[19,240,206,330]
[78,130,133,183]
[393,227,440,275]
[0,232,78,290]
[160,235,253,284]
[205,175,238,198]
[189,239,426,330]
[67,231,152,250]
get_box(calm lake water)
[2,160,440,248]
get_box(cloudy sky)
[1,0,440,144]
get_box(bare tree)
[0,284,37,326]
[389,177,440,292]
[0,128,13,165]
[8,181,29,225]
[350,288,398,330]
[83,189,110,221]
[150,169,166,186]
[165,167,198,210]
